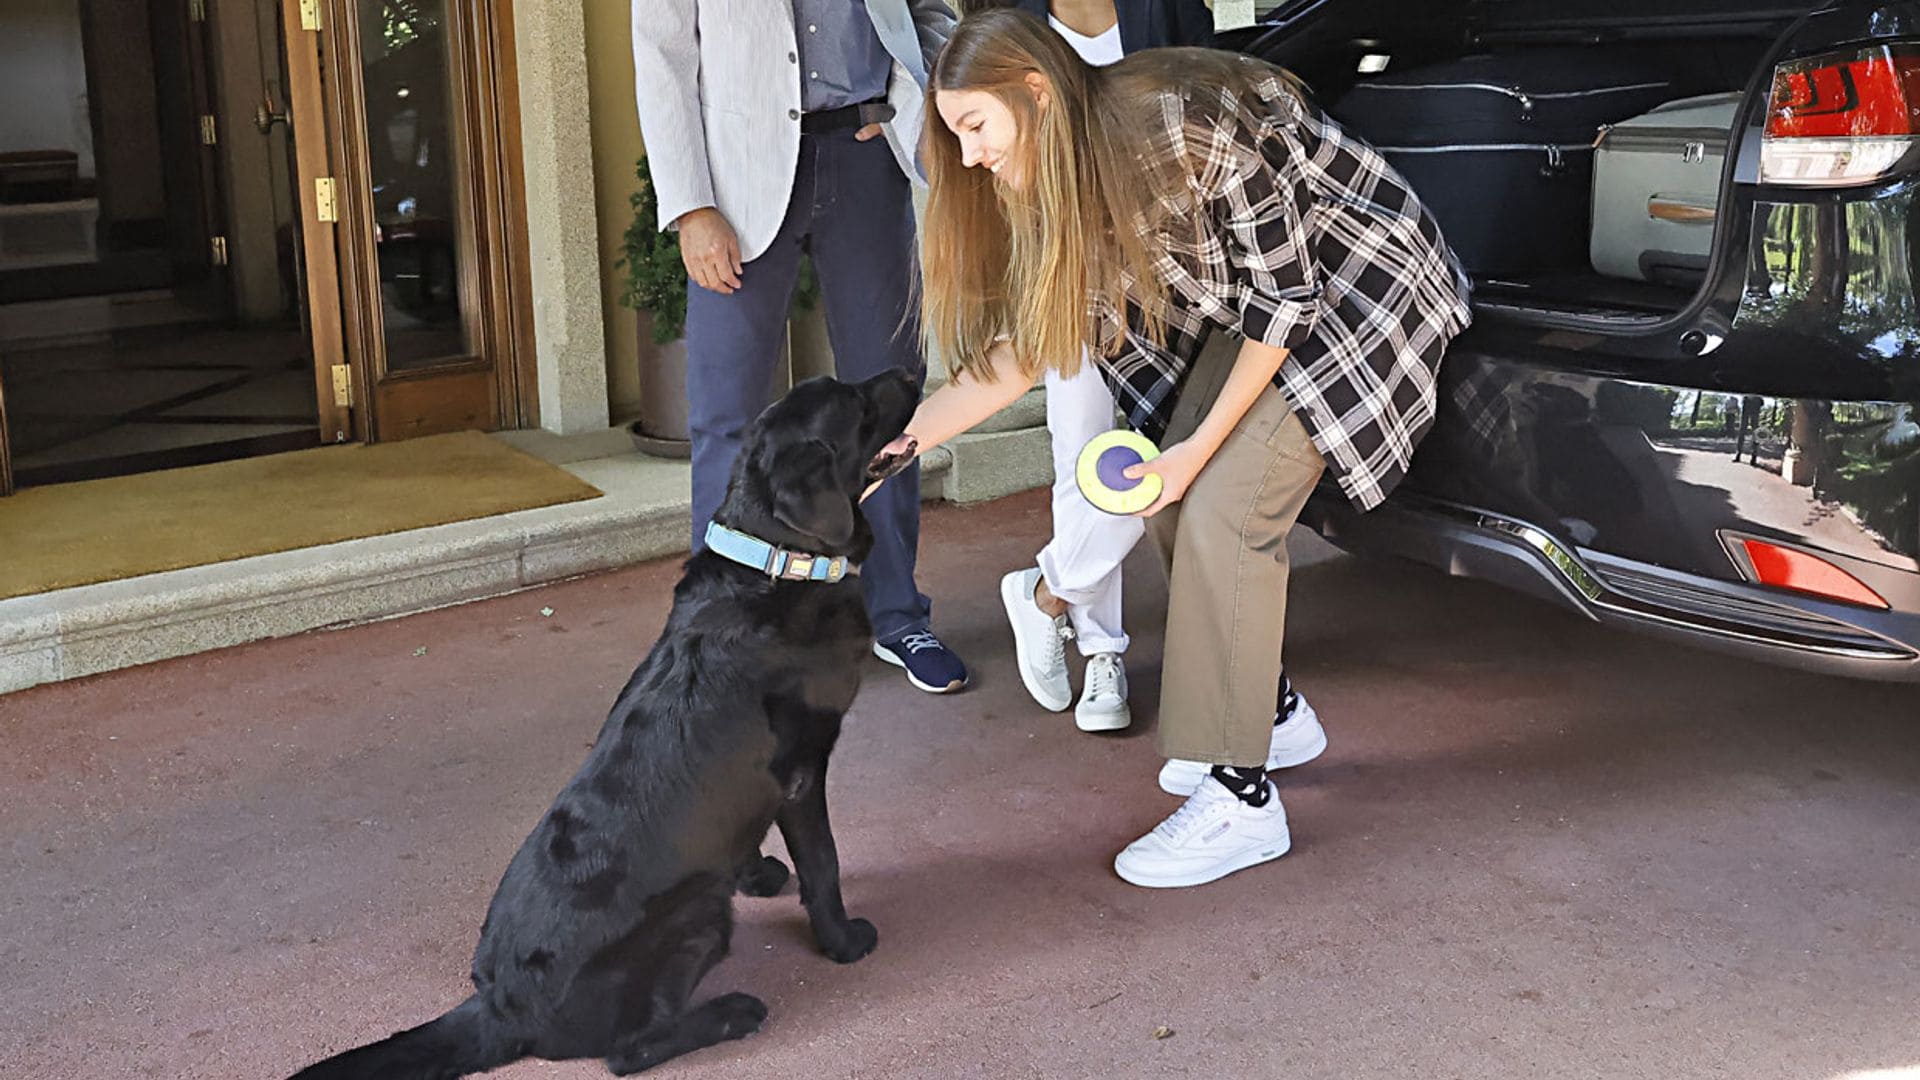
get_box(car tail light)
[1760,43,1920,185]
[1738,538,1889,609]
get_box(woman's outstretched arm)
[865,340,1039,495]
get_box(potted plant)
[617,158,820,457]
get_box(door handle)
[254,95,290,134]
[1648,194,1716,224]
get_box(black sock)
[1274,670,1298,726]
[1209,764,1271,807]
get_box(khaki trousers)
[1146,337,1326,765]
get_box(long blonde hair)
[920,10,1289,384]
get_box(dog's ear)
[765,438,857,548]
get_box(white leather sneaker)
[1074,652,1130,732]
[1157,695,1327,796]
[1113,775,1291,888]
[1000,568,1072,712]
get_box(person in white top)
[1046,7,1124,65]
[1001,0,1136,736]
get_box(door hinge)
[210,235,229,265]
[314,176,338,223]
[200,114,218,145]
[331,363,353,408]
[299,0,323,31]
[189,0,206,21]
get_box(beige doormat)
[0,430,603,600]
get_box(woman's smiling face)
[935,87,1027,189]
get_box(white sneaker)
[1000,568,1072,712]
[1074,652,1130,732]
[1113,775,1291,888]
[1157,695,1327,796]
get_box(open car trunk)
[1239,1,1813,319]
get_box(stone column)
[512,0,610,435]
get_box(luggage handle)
[1647,194,1716,224]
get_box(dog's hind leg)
[605,992,768,1075]
[775,764,877,964]
[735,854,791,897]
[603,892,766,1075]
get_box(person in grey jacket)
[632,0,971,694]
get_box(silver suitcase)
[1590,92,1741,282]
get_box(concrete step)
[0,450,692,696]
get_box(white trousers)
[1036,358,1144,656]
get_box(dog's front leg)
[774,766,876,964]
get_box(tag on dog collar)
[776,553,848,583]
[1076,430,1162,516]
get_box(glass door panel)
[357,0,473,369]
[334,0,518,442]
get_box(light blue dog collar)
[703,521,851,583]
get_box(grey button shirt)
[792,0,892,112]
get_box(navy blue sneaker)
[873,631,969,694]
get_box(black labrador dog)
[289,370,921,1078]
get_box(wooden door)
[281,0,357,442]
[323,0,529,441]
[151,0,231,316]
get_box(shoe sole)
[999,572,1072,712]
[1113,832,1293,889]
[871,642,966,694]
[1074,703,1131,732]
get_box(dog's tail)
[287,995,524,1080]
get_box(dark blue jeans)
[685,128,931,643]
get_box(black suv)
[1230,0,1920,681]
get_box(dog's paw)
[710,991,770,1040]
[736,855,790,897]
[866,435,917,482]
[819,917,878,964]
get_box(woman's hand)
[1126,439,1211,517]
[1126,337,1292,517]
[861,433,919,503]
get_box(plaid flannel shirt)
[1095,56,1473,510]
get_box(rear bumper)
[1302,489,1920,681]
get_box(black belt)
[800,98,894,134]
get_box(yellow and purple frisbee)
[1076,430,1162,515]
